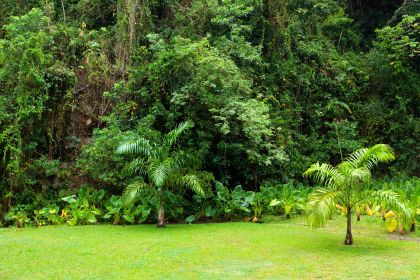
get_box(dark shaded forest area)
[0,0,418,226]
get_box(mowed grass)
[0,217,418,279]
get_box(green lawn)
[0,217,418,279]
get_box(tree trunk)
[61,0,66,23]
[344,207,353,245]
[334,119,343,161]
[410,223,415,232]
[356,213,360,221]
[254,168,258,191]
[157,200,165,227]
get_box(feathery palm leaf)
[165,121,193,147]
[122,158,147,177]
[117,138,153,157]
[326,99,352,114]
[303,163,343,187]
[122,181,154,205]
[148,158,175,188]
[346,144,395,170]
[307,188,341,228]
[171,150,197,170]
[177,174,204,196]
[371,189,411,225]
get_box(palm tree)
[303,144,410,245]
[117,121,204,227]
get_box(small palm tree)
[303,144,410,245]
[117,121,204,227]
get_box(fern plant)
[117,121,205,227]
[303,144,410,245]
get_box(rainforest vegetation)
[0,0,419,248]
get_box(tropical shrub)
[4,205,31,228]
[103,195,152,225]
[269,184,309,219]
[248,192,264,221]
[61,186,105,226]
[211,183,252,220]
[34,206,63,226]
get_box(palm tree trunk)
[157,200,165,227]
[344,207,353,245]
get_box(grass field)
[0,216,418,279]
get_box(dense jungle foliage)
[0,0,418,229]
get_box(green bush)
[61,186,105,226]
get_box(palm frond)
[303,163,343,188]
[178,174,204,196]
[122,181,154,205]
[148,158,174,188]
[117,138,153,156]
[165,120,193,147]
[326,99,352,114]
[350,167,372,184]
[371,189,411,226]
[335,162,371,190]
[346,144,395,170]
[171,150,198,170]
[306,188,341,228]
[154,145,168,162]
[122,158,147,177]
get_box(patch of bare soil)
[386,234,420,242]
